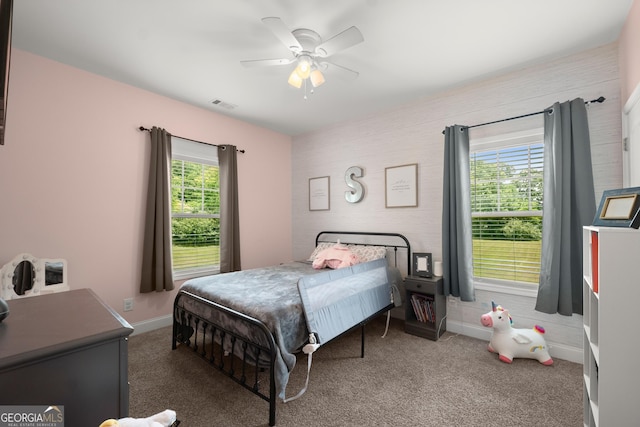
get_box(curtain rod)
[138,126,245,153]
[441,96,606,135]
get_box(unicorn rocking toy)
[480,302,553,366]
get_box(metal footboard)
[172,290,279,426]
[172,291,393,426]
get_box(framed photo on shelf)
[592,187,640,229]
[385,163,417,208]
[412,252,433,278]
[309,176,330,211]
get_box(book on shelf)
[410,293,435,323]
[591,230,599,293]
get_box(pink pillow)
[312,246,359,269]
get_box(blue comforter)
[178,261,321,400]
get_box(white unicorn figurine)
[480,302,553,365]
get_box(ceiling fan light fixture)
[294,55,312,79]
[310,68,325,87]
[287,69,303,88]
[243,18,364,98]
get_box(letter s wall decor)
[345,166,365,203]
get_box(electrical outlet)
[123,298,134,312]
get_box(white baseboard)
[130,314,172,336]
[446,319,583,364]
[129,315,583,364]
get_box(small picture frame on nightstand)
[412,252,432,278]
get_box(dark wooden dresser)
[0,288,133,426]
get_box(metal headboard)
[315,231,411,274]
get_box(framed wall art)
[309,176,330,211]
[412,252,433,278]
[592,187,640,229]
[385,163,417,208]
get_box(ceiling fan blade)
[320,61,360,80]
[315,26,364,57]
[261,17,302,52]
[241,57,295,68]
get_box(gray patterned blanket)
[177,261,322,400]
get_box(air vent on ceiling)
[210,98,237,110]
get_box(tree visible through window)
[171,148,220,278]
[470,130,543,285]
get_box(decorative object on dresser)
[0,253,68,300]
[480,302,552,365]
[404,275,446,340]
[0,288,133,426]
[592,186,640,228]
[582,226,640,426]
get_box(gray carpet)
[127,317,583,427]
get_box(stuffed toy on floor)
[480,301,553,365]
[99,409,178,427]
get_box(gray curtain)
[442,125,475,301]
[140,127,174,293]
[218,144,241,273]
[535,99,595,315]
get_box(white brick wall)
[292,43,623,363]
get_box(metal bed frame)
[171,231,411,426]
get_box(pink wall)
[619,0,640,103]
[0,49,292,324]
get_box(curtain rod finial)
[585,96,605,106]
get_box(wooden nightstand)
[404,275,446,341]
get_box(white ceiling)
[11,0,634,136]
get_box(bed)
[172,231,410,426]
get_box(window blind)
[171,137,220,277]
[470,131,543,285]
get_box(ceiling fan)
[241,17,364,95]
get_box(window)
[171,137,220,279]
[470,129,544,288]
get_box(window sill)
[173,267,220,282]
[473,279,538,298]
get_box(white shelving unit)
[582,226,640,426]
